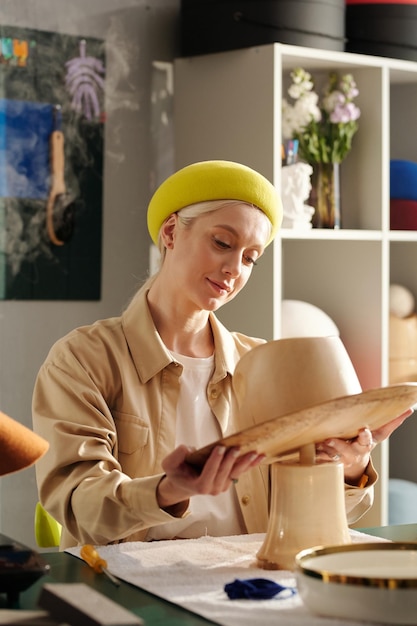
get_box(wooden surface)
[187,384,417,468]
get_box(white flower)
[282,68,360,163]
[322,91,343,114]
[282,92,321,139]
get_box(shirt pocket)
[113,411,149,455]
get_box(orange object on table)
[80,544,120,586]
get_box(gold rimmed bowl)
[295,542,417,624]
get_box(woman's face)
[164,203,270,312]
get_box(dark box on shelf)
[346,0,417,61]
[390,199,417,230]
[180,0,345,57]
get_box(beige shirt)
[32,285,376,549]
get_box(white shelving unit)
[174,43,417,527]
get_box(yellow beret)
[147,160,282,246]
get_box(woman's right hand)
[156,444,263,514]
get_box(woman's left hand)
[315,408,414,486]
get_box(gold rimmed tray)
[186,384,417,469]
[295,542,417,624]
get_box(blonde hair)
[156,199,272,264]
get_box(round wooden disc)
[186,384,417,469]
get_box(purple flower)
[282,68,361,163]
[330,102,361,124]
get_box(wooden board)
[186,384,417,469]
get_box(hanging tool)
[80,544,120,587]
[46,104,75,246]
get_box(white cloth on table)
[67,530,389,626]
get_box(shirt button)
[241,495,250,506]
[210,388,219,399]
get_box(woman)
[32,160,406,548]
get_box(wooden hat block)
[232,335,362,422]
[257,460,350,570]
[234,336,359,570]
[186,337,417,569]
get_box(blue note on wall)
[0,100,53,199]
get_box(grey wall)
[0,0,180,548]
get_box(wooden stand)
[257,458,350,570]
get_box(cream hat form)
[232,335,361,424]
[244,337,360,569]
[186,335,417,467]
[281,299,340,338]
[184,336,417,570]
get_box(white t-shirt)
[145,351,246,540]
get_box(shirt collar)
[122,285,240,384]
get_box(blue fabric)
[224,578,297,600]
[390,160,417,201]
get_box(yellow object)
[80,544,107,573]
[80,544,120,586]
[34,501,62,548]
[147,160,283,246]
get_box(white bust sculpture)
[281,162,315,229]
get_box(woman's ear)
[160,214,177,249]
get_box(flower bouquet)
[282,68,360,227]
